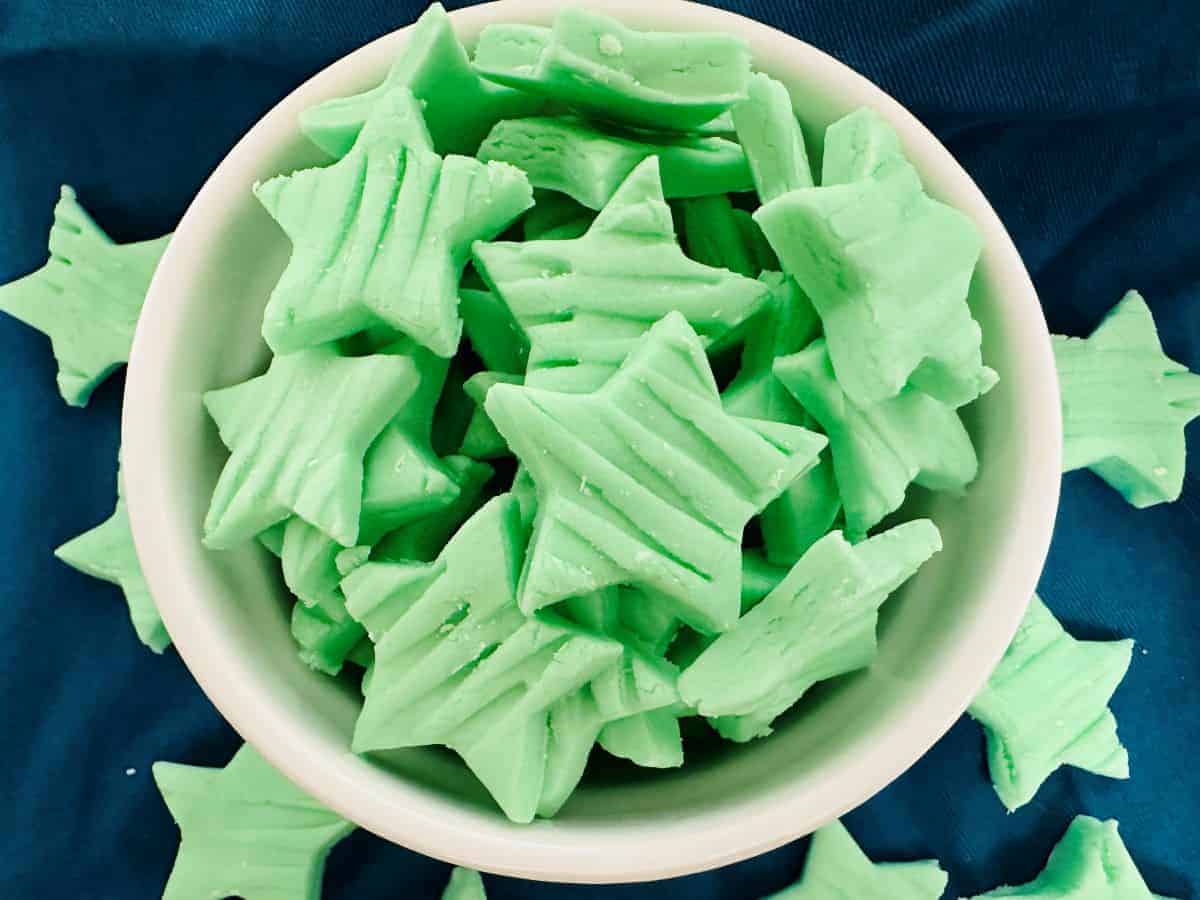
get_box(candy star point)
[765,819,947,899]
[56,495,169,653]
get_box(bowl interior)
[124,0,1059,882]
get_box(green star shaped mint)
[766,819,947,900]
[257,86,532,356]
[299,3,542,158]
[472,9,751,133]
[153,744,353,900]
[775,339,977,537]
[344,496,658,823]
[1055,290,1200,507]
[203,345,419,548]
[473,156,771,395]
[723,272,839,564]
[968,595,1133,810]
[965,816,1176,899]
[486,312,826,633]
[278,341,460,614]
[756,108,996,408]
[56,468,169,653]
[478,115,753,211]
[441,867,488,900]
[0,186,170,406]
[680,521,941,741]
[730,72,814,204]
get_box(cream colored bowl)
[123,0,1061,883]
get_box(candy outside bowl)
[122,0,1061,884]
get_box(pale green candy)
[723,273,839,565]
[459,371,523,460]
[680,521,940,741]
[680,194,760,278]
[459,287,530,375]
[968,595,1132,811]
[203,346,418,548]
[1055,290,1200,507]
[0,186,170,406]
[257,87,532,356]
[290,596,366,676]
[740,550,788,612]
[723,272,820,423]
[372,455,494,563]
[756,109,996,408]
[730,72,814,203]
[775,339,977,537]
[56,475,169,654]
[598,708,684,769]
[345,497,632,823]
[441,867,488,900]
[258,521,287,557]
[479,116,752,210]
[300,3,542,158]
[821,106,907,187]
[965,816,1175,899]
[522,190,596,241]
[557,589,685,772]
[473,9,751,132]
[765,819,947,900]
[474,157,771,394]
[281,344,461,606]
[510,465,538,527]
[153,744,354,900]
[487,311,826,634]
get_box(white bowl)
[123,0,1061,884]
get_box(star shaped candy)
[473,8,751,133]
[153,744,354,900]
[756,108,997,409]
[257,86,532,356]
[965,816,1177,900]
[730,72,814,204]
[680,520,941,741]
[203,345,419,548]
[766,819,947,900]
[56,473,169,653]
[775,339,977,538]
[486,311,826,633]
[278,341,460,610]
[0,186,170,406]
[300,3,542,158]
[344,496,665,823]
[1055,290,1200,507]
[473,156,771,395]
[478,115,753,211]
[968,595,1133,810]
[441,867,488,900]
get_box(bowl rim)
[124,0,1062,883]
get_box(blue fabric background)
[1,1,1196,897]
